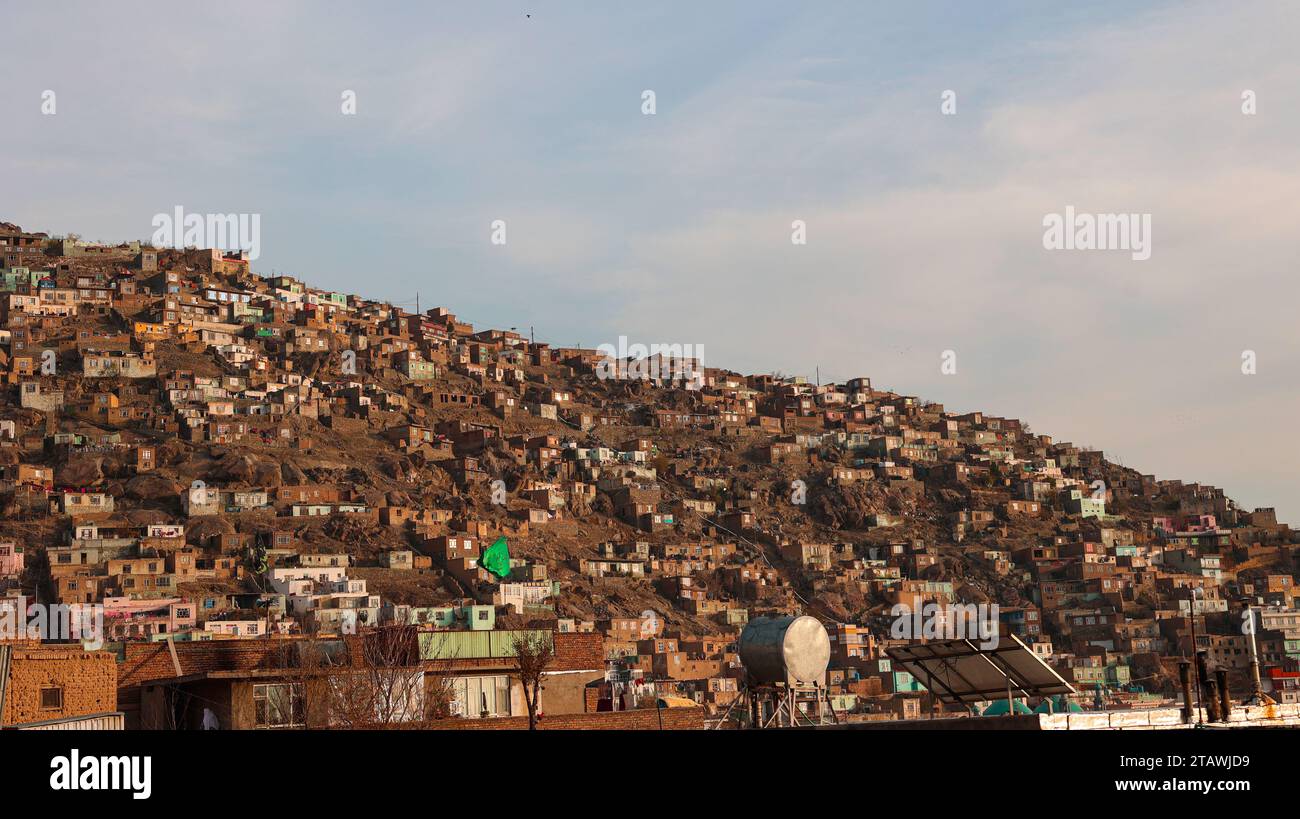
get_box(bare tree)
[267,625,419,729]
[266,625,459,729]
[511,631,554,730]
[412,629,458,722]
[323,624,426,729]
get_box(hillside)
[1,227,1296,692]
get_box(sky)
[2,1,1298,521]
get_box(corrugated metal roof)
[419,629,552,661]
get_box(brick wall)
[118,639,290,688]
[553,631,604,671]
[3,648,117,726]
[118,634,393,690]
[422,705,706,730]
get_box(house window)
[253,683,305,729]
[41,686,64,710]
[452,675,511,719]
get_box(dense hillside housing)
[1,223,1298,729]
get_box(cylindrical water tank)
[738,615,831,686]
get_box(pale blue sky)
[3,1,1298,522]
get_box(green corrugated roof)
[419,629,552,661]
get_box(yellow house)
[132,321,170,339]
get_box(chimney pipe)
[1215,668,1232,723]
[1178,661,1194,723]
[1197,650,1219,722]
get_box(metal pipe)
[1245,603,1263,703]
[1198,650,1219,722]
[1189,589,1203,725]
[1215,668,1232,722]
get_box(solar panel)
[885,633,1076,705]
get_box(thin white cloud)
[3,0,1297,519]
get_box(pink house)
[0,542,24,577]
[102,596,197,639]
[1153,514,1218,534]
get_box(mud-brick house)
[1,646,121,729]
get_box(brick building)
[0,646,119,728]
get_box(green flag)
[481,536,511,578]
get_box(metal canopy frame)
[886,633,1075,706]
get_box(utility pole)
[1178,660,1195,723]
[1245,601,1263,703]
[1189,587,1203,725]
